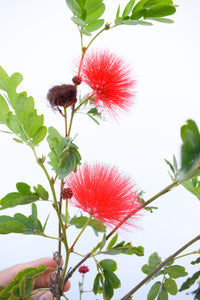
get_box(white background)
[0,0,200,299]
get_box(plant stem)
[143,180,179,208]
[120,234,200,300]
[64,107,68,137]
[70,215,92,251]
[67,106,75,137]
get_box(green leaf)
[107,234,118,250]
[0,66,9,91]
[85,19,104,32]
[166,265,188,279]
[33,184,49,200]
[15,94,34,123]
[32,125,47,145]
[131,8,147,20]
[0,192,39,210]
[70,216,106,233]
[182,180,200,201]
[47,126,66,169]
[103,269,121,289]
[0,183,39,210]
[105,242,144,256]
[0,210,44,235]
[93,273,102,294]
[99,259,117,272]
[65,0,82,16]
[142,252,161,275]
[138,20,153,25]
[85,3,105,22]
[122,0,135,19]
[24,112,44,137]
[158,285,168,300]
[71,16,87,26]
[120,19,141,25]
[149,252,162,267]
[179,271,200,291]
[0,265,46,299]
[144,0,174,6]
[149,17,174,23]
[180,120,200,171]
[56,142,81,179]
[31,203,38,228]
[147,281,161,300]
[7,72,23,108]
[80,28,92,35]
[103,278,113,300]
[191,256,200,265]
[164,277,177,295]
[0,94,9,123]
[144,4,176,18]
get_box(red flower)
[64,163,141,229]
[80,50,136,117]
[78,265,89,274]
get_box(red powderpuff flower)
[64,163,142,229]
[78,265,90,274]
[80,50,136,117]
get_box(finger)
[32,290,53,300]
[0,258,56,287]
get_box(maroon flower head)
[47,84,77,109]
[64,163,142,229]
[78,265,89,274]
[80,50,136,118]
[61,187,73,200]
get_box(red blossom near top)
[64,163,142,229]
[80,50,136,118]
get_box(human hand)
[0,257,70,299]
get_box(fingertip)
[63,280,71,292]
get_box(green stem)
[70,215,92,251]
[67,106,75,137]
[120,234,200,300]
[41,233,62,241]
[64,107,68,137]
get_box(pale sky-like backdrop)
[0,0,200,299]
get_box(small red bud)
[72,76,82,85]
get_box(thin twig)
[120,234,200,300]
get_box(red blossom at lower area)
[80,50,136,118]
[64,163,142,229]
[78,265,90,274]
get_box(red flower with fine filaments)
[80,50,136,117]
[64,163,142,229]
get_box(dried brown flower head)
[47,84,77,109]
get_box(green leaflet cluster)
[0,265,47,299]
[0,66,47,146]
[93,259,121,300]
[65,0,105,35]
[0,203,46,235]
[0,182,48,210]
[47,127,81,179]
[115,0,177,26]
[69,215,106,236]
[179,255,200,299]
[142,252,188,300]
[165,120,200,201]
